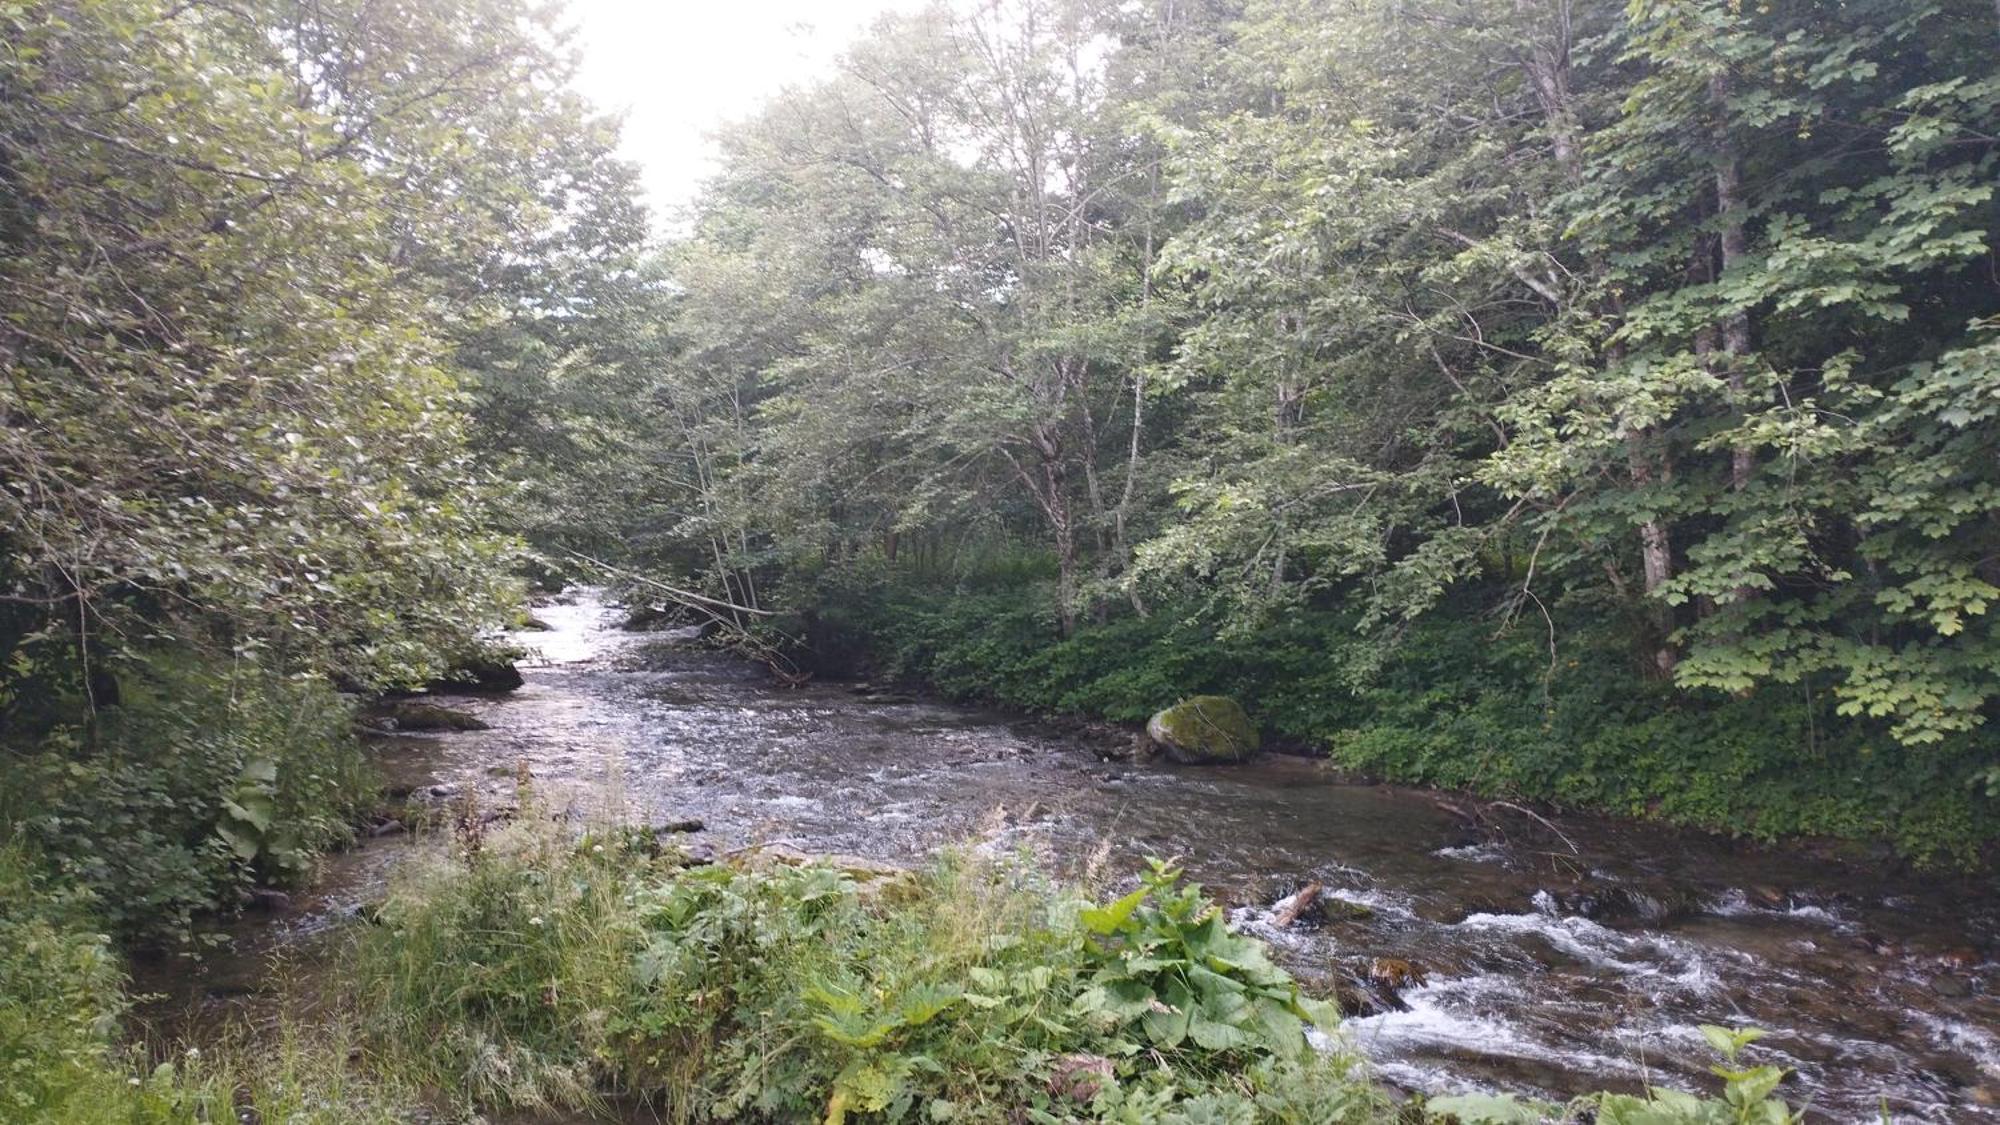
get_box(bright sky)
[564,0,921,229]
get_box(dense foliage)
[593,0,2000,859]
[2,820,1812,1123]
[1,0,648,936]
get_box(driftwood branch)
[559,547,773,617]
[1269,883,1323,928]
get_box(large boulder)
[1145,696,1261,764]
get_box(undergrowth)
[352,817,1385,1122]
[783,562,2000,867]
[3,815,1813,1123]
[0,654,376,947]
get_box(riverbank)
[7,591,1996,1121]
[773,571,2000,869]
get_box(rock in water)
[427,650,524,694]
[1145,695,1260,764]
[385,701,489,731]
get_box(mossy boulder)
[1145,696,1260,764]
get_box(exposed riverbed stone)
[385,701,489,732]
[1145,695,1260,763]
[426,650,525,694]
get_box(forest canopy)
[573,0,2000,854]
[3,0,1998,890]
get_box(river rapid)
[160,590,2000,1121]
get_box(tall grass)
[345,813,1387,1123]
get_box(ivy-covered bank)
[782,563,2000,869]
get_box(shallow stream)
[155,590,2000,1121]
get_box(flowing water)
[161,590,2000,1121]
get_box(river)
[157,589,2000,1121]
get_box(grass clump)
[351,818,1387,1122]
[1,841,417,1123]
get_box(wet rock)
[1145,696,1260,764]
[677,842,717,867]
[1368,957,1429,991]
[1930,974,1971,998]
[426,650,524,694]
[1328,965,1400,1015]
[425,783,460,800]
[651,818,706,835]
[1936,946,1983,969]
[385,701,488,732]
[367,818,406,838]
[517,614,554,632]
[242,888,292,913]
[1323,897,1377,923]
[736,844,911,895]
[618,603,675,632]
[1551,884,1699,926]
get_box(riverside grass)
[4,810,1811,1123]
[347,814,1387,1122]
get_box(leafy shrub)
[352,818,1383,1122]
[0,653,376,945]
[0,844,125,1116]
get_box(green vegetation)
[352,821,1378,1121]
[576,0,2000,864]
[0,0,1993,1119]
[1,816,1814,1123]
[2,0,643,936]
[1,660,375,946]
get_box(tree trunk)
[1710,71,1754,493]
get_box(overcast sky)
[564,0,920,228]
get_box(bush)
[351,817,1385,1122]
[0,653,377,946]
[0,844,126,1116]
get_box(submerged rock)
[1145,695,1260,764]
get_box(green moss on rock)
[1146,695,1260,764]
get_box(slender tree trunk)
[1710,71,1755,494]
[1518,7,1681,671]
[1043,456,1079,638]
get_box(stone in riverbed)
[385,701,488,732]
[426,649,525,694]
[1145,696,1260,764]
